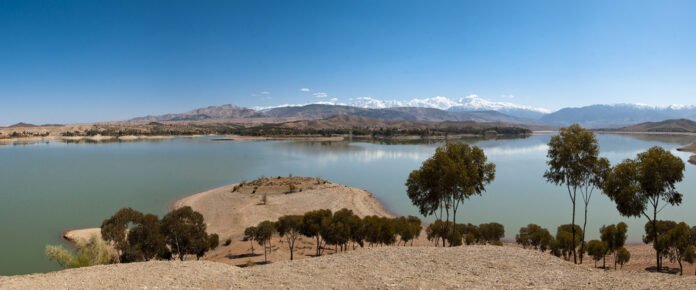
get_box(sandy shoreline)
[0,135,179,145]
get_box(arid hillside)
[2,246,696,289]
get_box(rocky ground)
[3,245,696,289]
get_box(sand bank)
[218,135,345,142]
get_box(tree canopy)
[407,143,495,246]
[603,146,685,271]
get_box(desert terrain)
[3,245,696,289]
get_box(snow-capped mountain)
[350,95,551,119]
[541,103,696,128]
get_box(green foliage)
[544,124,609,264]
[478,223,505,245]
[161,206,217,261]
[276,215,304,260]
[586,240,608,267]
[426,220,450,246]
[616,247,631,268]
[100,207,144,258]
[46,236,112,269]
[124,213,168,262]
[406,143,495,247]
[603,146,685,271]
[243,226,258,254]
[516,224,553,252]
[254,221,276,263]
[599,222,628,269]
[302,209,333,256]
[394,216,422,246]
[361,215,397,246]
[660,221,694,275]
[556,224,583,261]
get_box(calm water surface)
[1,134,695,275]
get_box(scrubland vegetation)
[46,206,219,269]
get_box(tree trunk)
[289,239,294,261]
[580,205,588,264]
[678,259,683,275]
[263,241,268,263]
[571,199,577,264]
[652,211,660,271]
[452,197,458,248]
[603,255,606,269]
[316,236,321,256]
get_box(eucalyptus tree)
[662,222,694,275]
[599,222,628,269]
[160,206,216,261]
[302,209,332,256]
[544,124,609,264]
[275,215,304,260]
[254,220,276,264]
[516,224,553,252]
[603,146,685,271]
[100,208,144,261]
[406,143,495,246]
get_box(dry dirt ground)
[3,245,696,289]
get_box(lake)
[1,134,695,275]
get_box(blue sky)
[1,0,695,125]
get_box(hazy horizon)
[1,0,695,125]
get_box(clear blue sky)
[1,0,695,125]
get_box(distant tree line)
[59,123,531,138]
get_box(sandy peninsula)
[64,177,393,265]
[678,143,696,165]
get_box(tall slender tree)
[603,146,685,271]
[544,124,609,264]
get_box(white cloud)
[313,92,328,98]
[261,91,270,95]
[300,88,311,92]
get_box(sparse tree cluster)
[426,220,505,247]
[46,206,219,268]
[244,209,423,263]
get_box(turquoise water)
[1,134,695,275]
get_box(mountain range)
[130,97,696,129]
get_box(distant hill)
[612,119,696,133]
[276,115,527,131]
[130,104,258,122]
[129,104,535,124]
[126,102,696,129]
[541,104,696,128]
[8,122,38,128]
[262,104,534,123]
